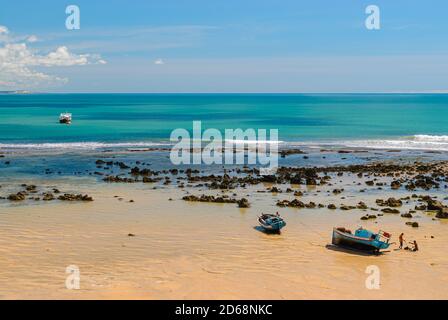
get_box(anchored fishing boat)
[332,227,391,253]
[258,214,286,232]
[59,112,72,124]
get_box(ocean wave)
[225,139,284,145]
[293,135,448,151]
[0,140,283,150]
[0,141,170,150]
[413,134,448,142]
[2,135,448,152]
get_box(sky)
[0,0,447,93]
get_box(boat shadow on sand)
[253,226,282,235]
[325,244,390,256]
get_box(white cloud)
[0,25,8,34]
[154,58,164,65]
[0,26,106,89]
[41,25,216,54]
[27,35,38,43]
[0,25,10,43]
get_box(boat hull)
[332,229,387,252]
[258,217,286,231]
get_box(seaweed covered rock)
[276,199,305,208]
[237,198,250,208]
[381,208,400,214]
[58,194,94,201]
[8,192,26,201]
[401,212,413,218]
[436,208,448,219]
[103,175,135,183]
[42,193,55,201]
[376,197,402,207]
[182,194,248,208]
[356,201,368,209]
[422,197,448,218]
[340,205,356,211]
[405,221,419,228]
[391,180,401,190]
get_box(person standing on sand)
[399,233,405,249]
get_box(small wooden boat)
[332,227,391,253]
[258,214,286,232]
[59,113,72,124]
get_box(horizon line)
[2,91,448,95]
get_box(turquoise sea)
[1,93,448,151]
[2,93,448,180]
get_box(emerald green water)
[1,93,448,149]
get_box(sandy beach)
[2,0,448,304]
[1,152,448,300]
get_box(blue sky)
[0,0,447,92]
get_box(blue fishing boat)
[332,227,391,253]
[258,214,286,232]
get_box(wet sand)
[1,178,447,300]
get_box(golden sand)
[0,181,447,299]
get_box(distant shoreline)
[2,91,448,95]
[0,90,34,95]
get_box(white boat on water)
[59,113,72,124]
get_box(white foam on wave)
[286,135,448,151]
[0,141,170,150]
[413,134,448,142]
[2,135,448,152]
[341,135,448,151]
[225,139,284,145]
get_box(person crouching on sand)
[399,233,405,249]
[412,240,419,252]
